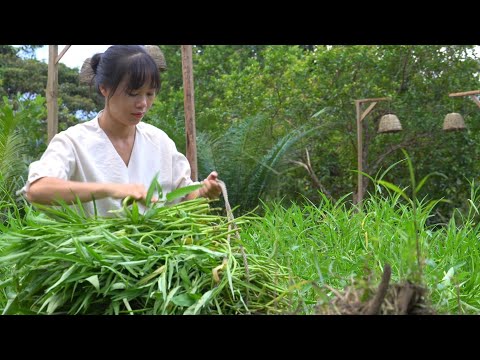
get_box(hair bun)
[79,46,167,85]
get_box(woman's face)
[101,78,156,126]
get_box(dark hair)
[90,45,161,98]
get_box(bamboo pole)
[448,90,480,97]
[46,46,71,143]
[354,98,389,206]
[356,101,363,205]
[469,95,480,109]
[181,45,198,181]
[55,45,71,64]
[47,45,59,143]
[449,90,480,109]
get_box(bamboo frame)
[355,98,390,206]
[46,45,59,143]
[449,90,480,109]
[47,45,70,143]
[181,45,198,181]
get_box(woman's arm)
[26,177,150,205]
[184,171,221,201]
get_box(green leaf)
[45,265,76,293]
[378,158,406,182]
[172,293,196,307]
[46,294,66,314]
[158,271,167,302]
[2,293,18,315]
[311,107,329,119]
[225,257,235,299]
[85,275,100,291]
[138,265,166,286]
[166,184,203,203]
[0,251,30,263]
[162,286,181,313]
[131,201,139,224]
[123,298,134,314]
[183,245,226,257]
[184,289,214,315]
[401,149,416,197]
[146,173,161,206]
[178,267,191,288]
[377,180,412,204]
[415,172,448,194]
[111,283,126,290]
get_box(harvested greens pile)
[0,192,290,315]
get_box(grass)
[240,189,480,314]
[1,163,480,314]
[0,196,292,315]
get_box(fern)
[0,97,26,206]
[207,115,318,212]
[246,126,318,209]
[196,131,217,179]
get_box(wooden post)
[47,45,59,143]
[181,45,198,181]
[55,45,71,65]
[355,97,390,207]
[449,90,480,109]
[356,100,363,205]
[448,90,480,97]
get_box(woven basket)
[443,112,466,131]
[145,45,167,72]
[378,114,402,133]
[79,58,94,85]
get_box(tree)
[0,45,102,127]
[148,45,480,216]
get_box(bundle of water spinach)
[0,183,290,315]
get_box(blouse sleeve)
[170,140,200,190]
[18,133,76,195]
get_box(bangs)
[123,53,161,93]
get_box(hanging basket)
[378,114,402,133]
[443,112,466,131]
[145,45,167,72]
[79,58,94,85]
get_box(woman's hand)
[109,183,158,203]
[198,171,222,199]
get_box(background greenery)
[155,45,480,219]
[3,45,479,219]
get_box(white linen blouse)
[20,115,196,217]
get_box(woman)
[21,45,221,217]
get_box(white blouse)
[20,116,197,217]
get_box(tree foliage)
[148,45,480,216]
[0,45,101,129]
[2,45,480,217]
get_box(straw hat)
[79,45,167,84]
